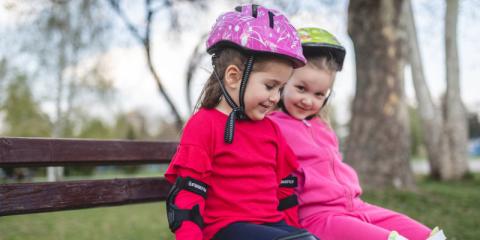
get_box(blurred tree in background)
[0,0,476,185]
[406,0,469,180]
[0,0,191,180]
[1,73,52,136]
[345,0,416,189]
[2,0,117,180]
[108,0,210,130]
[0,62,52,181]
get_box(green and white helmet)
[298,27,346,71]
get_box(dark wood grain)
[0,177,173,216]
[0,137,178,167]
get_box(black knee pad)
[275,230,319,240]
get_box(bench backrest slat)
[0,137,178,216]
[0,137,177,167]
[0,177,173,216]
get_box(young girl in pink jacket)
[269,27,446,240]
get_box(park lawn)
[1,175,479,240]
[0,203,174,240]
[362,174,480,240]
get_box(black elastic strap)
[238,55,255,117]
[212,54,255,144]
[278,194,298,211]
[280,175,298,188]
[212,63,242,144]
[166,177,208,232]
[213,67,238,109]
[224,107,242,143]
[181,177,208,198]
[212,55,239,111]
[167,204,203,232]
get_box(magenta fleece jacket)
[269,111,363,219]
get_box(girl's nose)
[301,97,312,107]
[269,91,280,103]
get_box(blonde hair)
[305,56,338,123]
[275,54,339,125]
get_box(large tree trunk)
[345,0,415,189]
[404,0,451,179]
[444,0,469,179]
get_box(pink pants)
[300,202,431,240]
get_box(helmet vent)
[252,4,259,18]
[268,11,275,28]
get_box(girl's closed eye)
[265,83,275,90]
[295,85,305,92]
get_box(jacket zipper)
[305,120,354,211]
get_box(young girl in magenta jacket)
[269,27,446,240]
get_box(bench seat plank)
[0,177,172,216]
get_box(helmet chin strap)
[213,55,255,143]
[238,56,255,118]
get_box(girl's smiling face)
[217,57,293,121]
[282,65,335,120]
[242,58,293,120]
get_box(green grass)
[1,175,479,240]
[0,203,174,240]
[362,174,480,240]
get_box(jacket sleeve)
[273,120,301,227]
[171,168,209,240]
[164,113,214,240]
[166,145,212,240]
[277,174,300,228]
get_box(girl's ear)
[224,65,242,89]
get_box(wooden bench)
[0,137,177,216]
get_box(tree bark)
[345,0,415,189]
[444,0,469,178]
[404,0,451,179]
[405,0,469,180]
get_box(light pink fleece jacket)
[269,111,363,218]
[269,111,431,240]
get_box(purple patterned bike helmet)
[206,4,306,68]
[206,4,306,144]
